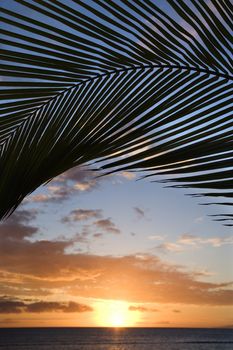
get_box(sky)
[0,0,233,328]
[0,166,232,328]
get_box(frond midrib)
[2,62,232,148]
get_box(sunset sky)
[0,166,232,328]
[1,0,233,329]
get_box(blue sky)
[24,166,232,282]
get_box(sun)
[94,300,139,327]
[108,309,125,327]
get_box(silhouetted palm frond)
[0,0,232,222]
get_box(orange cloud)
[119,171,136,180]
[129,305,159,312]
[0,211,232,306]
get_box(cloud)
[93,233,103,239]
[0,299,25,314]
[0,297,93,314]
[25,194,50,203]
[26,166,99,204]
[25,187,73,204]
[70,232,89,244]
[194,216,204,223]
[57,167,97,184]
[0,231,232,306]
[26,301,93,313]
[61,209,120,238]
[156,234,233,253]
[119,172,136,180]
[178,234,233,248]
[0,215,232,306]
[0,209,39,240]
[129,305,159,312]
[94,218,120,234]
[157,242,183,253]
[173,309,181,313]
[148,235,165,241]
[133,207,145,219]
[62,209,102,223]
[26,166,135,204]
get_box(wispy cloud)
[148,235,165,241]
[157,242,183,253]
[194,216,204,223]
[156,233,233,253]
[129,305,159,312]
[178,234,233,248]
[173,309,181,313]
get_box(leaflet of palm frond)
[211,214,233,218]
[209,214,233,227]
[201,203,233,206]
[0,0,232,219]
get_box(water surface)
[0,327,232,350]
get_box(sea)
[0,328,232,350]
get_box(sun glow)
[95,300,139,327]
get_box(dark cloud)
[62,209,102,223]
[0,209,38,240]
[93,233,103,239]
[133,207,145,219]
[0,297,93,314]
[6,210,38,225]
[129,305,159,312]
[173,309,181,313]
[94,218,120,234]
[0,299,25,314]
[26,301,93,313]
[62,210,120,239]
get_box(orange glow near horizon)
[94,301,139,327]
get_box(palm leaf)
[0,0,232,222]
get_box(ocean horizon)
[0,327,232,349]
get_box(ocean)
[0,328,232,350]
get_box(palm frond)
[0,0,232,221]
